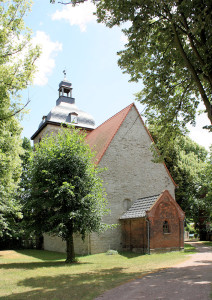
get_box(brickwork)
[120,191,185,253]
[147,191,185,251]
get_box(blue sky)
[21,0,211,150]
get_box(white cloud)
[51,1,96,32]
[32,31,63,86]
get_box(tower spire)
[58,70,72,98]
[63,69,67,80]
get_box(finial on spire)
[63,69,67,80]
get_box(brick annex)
[31,76,185,255]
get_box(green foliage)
[26,127,108,261]
[148,125,211,227]
[94,0,212,127]
[0,117,23,238]
[0,0,40,240]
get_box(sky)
[20,0,211,151]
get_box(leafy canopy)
[149,124,211,229]
[94,0,212,128]
[0,0,40,238]
[26,127,108,261]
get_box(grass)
[0,245,196,300]
[184,243,197,252]
[202,241,212,247]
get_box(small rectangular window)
[163,221,169,234]
[70,112,78,124]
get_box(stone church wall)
[90,106,176,253]
[43,233,89,255]
[33,124,60,144]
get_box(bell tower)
[58,70,73,99]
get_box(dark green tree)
[148,124,210,235]
[26,128,108,263]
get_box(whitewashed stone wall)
[34,124,60,144]
[44,233,89,255]
[89,106,175,253]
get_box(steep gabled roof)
[86,103,177,187]
[120,190,185,220]
[86,103,134,165]
[120,194,160,219]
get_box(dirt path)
[95,242,212,300]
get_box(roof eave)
[31,121,94,140]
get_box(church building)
[31,76,185,254]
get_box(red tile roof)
[86,103,134,165]
[86,103,177,187]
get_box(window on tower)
[70,112,78,124]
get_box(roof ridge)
[137,194,160,200]
[86,103,134,165]
[95,103,134,131]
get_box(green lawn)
[0,245,195,300]
[202,241,212,247]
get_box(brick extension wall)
[147,191,185,252]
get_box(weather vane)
[63,69,67,79]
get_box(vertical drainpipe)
[183,219,185,250]
[87,234,90,255]
[146,219,150,255]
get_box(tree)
[51,0,212,128]
[198,145,212,239]
[148,124,210,234]
[0,0,40,240]
[26,128,108,263]
[96,0,212,127]
[0,0,40,119]
[0,117,23,239]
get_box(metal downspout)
[183,219,185,249]
[146,219,150,255]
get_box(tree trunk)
[66,232,76,263]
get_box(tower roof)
[31,77,95,140]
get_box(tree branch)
[162,3,212,123]
[0,99,31,121]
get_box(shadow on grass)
[118,251,147,259]
[0,260,92,270]
[1,259,212,300]
[202,241,212,247]
[0,267,144,300]
[15,249,67,261]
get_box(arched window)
[163,221,169,234]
